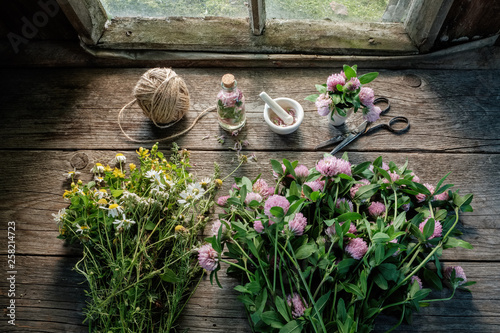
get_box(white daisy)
[94,176,105,184]
[91,163,105,174]
[101,203,124,218]
[199,177,211,189]
[94,189,108,200]
[113,214,136,230]
[65,171,81,179]
[115,153,126,164]
[52,208,66,224]
[145,170,162,182]
[187,182,206,200]
[75,223,88,234]
[177,190,193,207]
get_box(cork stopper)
[221,74,236,88]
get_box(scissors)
[315,97,410,154]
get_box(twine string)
[118,99,216,143]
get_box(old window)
[57,0,455,57]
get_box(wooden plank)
[435,0,500,51]
[0,68,499,152]
[97,17,417,56]
[1,257,498,332]
[0,150,497,261]
[404,0,454,53]
[249,0,266,36]
[2,40,499,69]
[55,0,107,45]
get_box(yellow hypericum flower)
[104,164,113,172]
[77,179,83,185]
[175,225,187,233]
[97,198,108,205]
[63,190,72,199]
[113,168,125,178]
[136,147,150,159]
[129,163,136,171]
[215,179,223,188]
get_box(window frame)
[56,0,460,57]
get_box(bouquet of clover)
[305,65,382,123]
[55,143,228,332]
[200,154,475,333]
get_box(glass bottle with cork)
[216,74,246,132]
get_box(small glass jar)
[216,74,246,132]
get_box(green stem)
[286,242,328,333]
[220,259,255,277]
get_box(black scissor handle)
[374,97,390,115]
[386,116,410,134]
[366,116,410,135]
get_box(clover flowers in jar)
[306,65,381,126]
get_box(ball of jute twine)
[118,68,215,143]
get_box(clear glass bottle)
[216,74,246,132]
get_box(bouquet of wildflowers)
[55,143,224,332]
[305,65,382,122]
[200,154,474,333]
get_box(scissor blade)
[329,121,368,155]
[315,133,349,150]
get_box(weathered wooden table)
[0,67,499,332]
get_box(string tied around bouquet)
[118,68,215,143]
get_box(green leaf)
[376,167,392,183]
[374,244,385,266]
[354,184,380,201]
[358,72,379,84]
[270,206,285,218]
[337,258,357,275]
[295,243,317,260]
[145,221,156,231]
[315,84,327,94]
[312,290,331,319]
[279,320,303,333]
[422,218,435,240]
[283,159,297,179]
[111,189,124,198]
[275,296,291,322]
[342,282,364,298]
[454,193,473,208]
[423,268,443,290]
[372,232,391,243]
[435,171,451,192]
[337,298,347,322]
[352,161,372,175]
[343,65,356,79]
[271,159,284,176]
[393,211,406,230]
[374,273,388,290]
[444,237,473,250]
[411,182,432,196]
[379,263,398,282]
[262,311,285,329]
[305,94,319,103]
[160,268,181,283]
[337,212,362,222]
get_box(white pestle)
[259,92,294,126]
